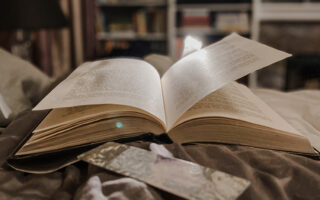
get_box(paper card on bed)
[78,142,250,200]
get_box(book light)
[182,35,203,57]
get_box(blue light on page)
[116,122,123,128]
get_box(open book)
[15,33,315,156]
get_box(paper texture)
[175,82,299,135]
[79,142,250,200]
[161,33,291,129]
[33,104,159,133]
[34,59,166,125]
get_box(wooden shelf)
[177,27,249,36]
[96,0,167,7]
[177,3,251,12]
[97,32,167,41]
[255,2,320,21]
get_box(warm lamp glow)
[182,35,203,57]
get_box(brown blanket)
[1,74,320,199]
[0,109,320,200]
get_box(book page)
[34,104,162,134]
[34,58,166,125]
[173,82,301,136]
[144,54,173,77]
[161,33,291,130]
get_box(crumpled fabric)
[75,175,162,200]
[0,164,83,200]
[0,165,62,200]
[253,88,320,151]
[73,163,163,200]
[0,48,52,127]
[0,89,320,200]
[1,141,320,200]
[74,144,171,200]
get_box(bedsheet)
[0,89,319,200]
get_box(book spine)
[182,16,210,26]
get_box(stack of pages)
[14,33,316,157]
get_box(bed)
[0,49,319,200]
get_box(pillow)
[0,48,52,127]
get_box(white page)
[34,58,166,125]
[162,33,291,130]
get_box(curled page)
[34,59,166,125]
[162,33,291,130]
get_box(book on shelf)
[96,0,166,5]
[9,33,317,173]
[215,12,249,34]
[149,9,166,33]
[182,8,210,27]
[97,8,166,39]
[96,10,106,32]
[135,10,147,35]
[134,9,166,36]
[179,8,212,36]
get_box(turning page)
[161,33,291,129]
[34,59,166,124]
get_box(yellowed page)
[34,104,163,133]
[34,58,166,125]
[162,33,291,129]
[174,82,301,136]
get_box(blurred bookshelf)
[81,0,320,90]
[174,1,252,59]
[250,0,320,90]
[96,0,167,7]
[97,32,166,41]
[92,0,253,59]
[89,0,254,59]
[95,0,175,58]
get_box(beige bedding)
[0,48,52,128]
[253,88,320,152]
[0,59,319,199]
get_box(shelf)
[97,32,167,41]
[177,27,249,36]
[177,3,251,12]
[255,2,320,21]
[96,0,167,7]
